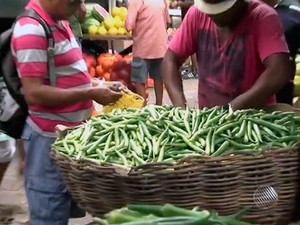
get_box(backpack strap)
[17,10,56,86]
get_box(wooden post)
[109,0,116,15]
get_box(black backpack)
[0,9,55,139]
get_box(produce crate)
[51,104,300,225]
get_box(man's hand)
[90,86,122,105]
[230,53,291,110]
[170,0,179,8]
[161,49,187,108]
[104,81,125,89]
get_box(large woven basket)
[51,104,300,225]
[51,147,300,225]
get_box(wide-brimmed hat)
[194,0,237,14]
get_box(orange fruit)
[89,66,96,77]
[96,65,104,77]
[101,58,114,72]
[103,72,111,81]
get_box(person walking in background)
[126,0,170,105]
[0,133,16,222]
[262,0,300,105]
[169,0,198,79]
[170,0,194,19]
[0,134,15,185]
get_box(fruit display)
[83,5,129,36]
[82,4,110,34]
[294,55,300,96]
[82,52,152,96]
[83,52,133,85]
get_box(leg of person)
[191,54,198,76]
[276,81,294,105]
[22,124,76,225]
[148,58,164,105]
[0,135,16,184]
[16,139,25,175]
[0,163,9,185]
[131,57,148,102]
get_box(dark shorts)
[22,124,85,225]
[131,57,163,84]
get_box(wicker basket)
[51,147,300,225]
[51,104,300,225]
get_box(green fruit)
[82,18,100,33]
[92,6,105,22]
[85,9,93,19]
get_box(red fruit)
[83,53,96,68]
[89,67,96,77]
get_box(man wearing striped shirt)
[11,0,122,224]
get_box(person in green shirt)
[69,2,86,48]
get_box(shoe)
[181,70,197,79]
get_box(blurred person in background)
[0,133,16,222]
[162,0,291,110]
[126,0,170,105]
[0,134,15,185]
[0,2,27,178]
[169,0,198,79]
[262,0,300,105]
[170,0,194,18]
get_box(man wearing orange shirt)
[126,0,170,105]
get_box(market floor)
[0,79,199,225]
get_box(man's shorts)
[131,57,163,84]
[0,133,15,163]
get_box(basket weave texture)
[51,146,300,225]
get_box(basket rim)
[51,146,300,177]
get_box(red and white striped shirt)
[11,0,93,137]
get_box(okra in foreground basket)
[93,204,259,225]
[53,105,300,166]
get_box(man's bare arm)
[21,77,121,107]
[230,53,291,110]
[161,49,188,108]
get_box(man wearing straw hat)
[162,0,292,110]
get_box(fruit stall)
[82,3,131,51]
[51,103,300,225]
[81,3,154,98]
[294,55,300,97]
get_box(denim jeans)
[22,123,85,225]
